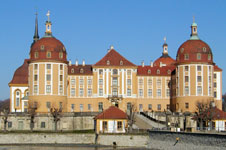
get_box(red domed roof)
[30,37,67,62]
[154,54,175,67]
[9,59,29,86]
[176,40,213,64]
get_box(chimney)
[75,59,78,66]
[82,59,85,66]
[69,60,72,66]
[150,61,153,67]
[142,61,144,67]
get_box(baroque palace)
[9,13,222,113]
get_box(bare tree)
[222,93,226,111]
[2,108,9,132]
[28,101,39,132]
[50,107,62,132]
[194,100,215,130]
[127,103,136,133]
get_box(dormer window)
[120,60,123,65]
[157,69,160,74]
[148,69,151,74]
[80,68,84,73]
[197,53,201,60]
[71,68,74,73]
[208,54,211,60]
[107,60,110,65]
[63,47,66,51]
[34,52,39,58]
[180,48,184,53]
[59,52,63,59]
[47,51,51,58]
[184,54,189,60]
[41,45,45,50]
[167,70,171,74]
[203,47,206,52]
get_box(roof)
[137,65,176,76]
[94,106,128,120]
[9,59,29,85]
[30,37,67,62]
[176,40,213,64]
[68,65,93,75]
[214,65,222,72]
[154,54,176,67]
[94,49,136,67]
[212,107,226,120]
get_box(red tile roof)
[9,59,29,85]
[137,65,176,76]
[176,40,213,64]
[154,55,175,67]
[94,49,136,67]
[214,65,222,72]
[94,106,128,120]
[212,108,226,120]
[68,65,93,75]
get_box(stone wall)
[0,114,94,131]
[148,131,226,150]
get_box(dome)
[176,39,213,64]
[154,54,175,67]
[29,37,67,62]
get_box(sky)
[0,0,225,100]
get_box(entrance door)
[115,102,119,107]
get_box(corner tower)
[28,11,68,113]
[172,19,222,112]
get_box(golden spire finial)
[46,10,50,22]
[164,36,166,43]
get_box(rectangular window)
[185,103,189,109]
[139,89,143,97]
[34,85,38,93]
[59,102,62,109]
[88,88,92,96]
[185,66,189,71]
[139,79,143,85]
[34,64,38,70]
[148,89,152,97]
[148,104,152,110]
[60,64,63,70]
[157,89,161,97]
[79,88,84,96]
[166,89,170,97]
[71,104,75,111]
[99,88,103,96]
[139,104,143,111]
[112,88,118,96]
[157,79,161,86]
[185,86,189,95]
[60,75,63,81]
[46,85,51,93]
[209,76,212,83]
[24,101,28,106]
[79,79,84,85]
[127,70,131,75]
[185,76,189,82]
[99,79,103,85]
[8,122,12,128]
[184,54,189,60]
[197,53,201,60]
[88,79,92,85]
[197,66,201,71]
[41,122,45,128]
[214,82,217,88]
[112,77,118,86]
[88,104,92,111]
[71,88,75,96]
[117,121,122,131]
[209,87,212,95]
[148,79,152,86]
[127,79,131,85]
[197,86,202,95]
[80,104,83,111]
[157,104,161,111]
[197,76,202,82]
[71,79,75,85]
[99,69,103,75]
[47,64,51,69]
[214,73,217,79]
[127,88,131,96]
[16,98,20,107]
[46,74,51,81]
[103,121,108,131]
[59,85,63,94]
[46,102,51,109]
[34,75,38,81]
[214,92,217,98]
[98,102,103,112]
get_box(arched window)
[80,68,84,73]
[157,69,160,74]
[208,54,211,60]
[148,69,151,74]
[71,68,74,73]
[34,52,39,58]
[107,60,110,65]
[40,45,45,50]
[167,70,171,74]
[197,53,201,60]
[15,90,20,107]
[113,69,118,75]
[120,60,123,65]
[46,51,51,58]
[59,52,63,59]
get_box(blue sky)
[0,0,225,100]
